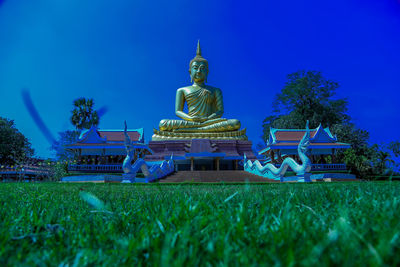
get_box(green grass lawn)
[1,182,400,266]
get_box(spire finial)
[196,40,201,57]
[189,40,208,70]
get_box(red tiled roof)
[68,143,125,147]
[67,143,149,148]
[99,131,140,142]
[274,130,317,141]
[270,142,349,147]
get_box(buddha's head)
[189,40,208,84]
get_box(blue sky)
[0,0,399,159]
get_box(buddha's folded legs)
[182,119,240,132]
[159,119,240,133]
[159,118,225,131]
[160,119,201,131]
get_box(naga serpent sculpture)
[244,121,312,182]
[122,121,174,182]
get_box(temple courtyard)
[1,182,399,266]
[57,42,357,184]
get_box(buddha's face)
[190,61,208,83]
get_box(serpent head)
[299,120,310,154]
[124,120,134,156]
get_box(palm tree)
[375,150,395,175]
[70,98,99,130]
[389,141,400,157]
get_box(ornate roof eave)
[269,127,278,144]
[323,127,337,141]
[185,152,226,158]
[269,143,351,149]
[258,146,271,155]
[258,141,351,155]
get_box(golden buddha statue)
[152,41,247,141]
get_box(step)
[158,171,278,183]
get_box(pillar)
[277,150,282,163]
[190,157,194,171]
[216,158,220,171]
[234,160,238,170]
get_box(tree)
[261,70,396,178]
[389,141,400,157]
[330,123,369,151]
[342,148,373,178]
[262,70,370,152]
[262,70,349,141]
[51,130,80,161]
[0,117,34,165]
[70,98,99,130]
[374,149,395,175]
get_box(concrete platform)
[159,171,279,183]
[159,171,357,183]
[61,175,123,183]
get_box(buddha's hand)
[191,116,207,123]
[207,113,217,120]
[205,118,227,124]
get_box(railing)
[311,164,346,170]
[0,165,51,177]
[273,163,346,171]
[68,164,123,172]
[68,163,347,173]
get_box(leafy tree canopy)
[70,98,99,130]
[262,70,350,141]
[389,141,400,158]
[0,117,34,165]
[329,123,369,151]
[262,70,368,150]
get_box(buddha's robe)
[159,86,241,133]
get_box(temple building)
[259,124,350,167]
[66,126,152,173]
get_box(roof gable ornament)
[310,124,336,143]
[77,126,106,143]
[268,127,278,145]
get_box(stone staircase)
[158,171,278,183]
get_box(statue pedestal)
[122,173,136,183]
[297,173,312,183]
[152,129,248,141]
[145,139,257,171]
